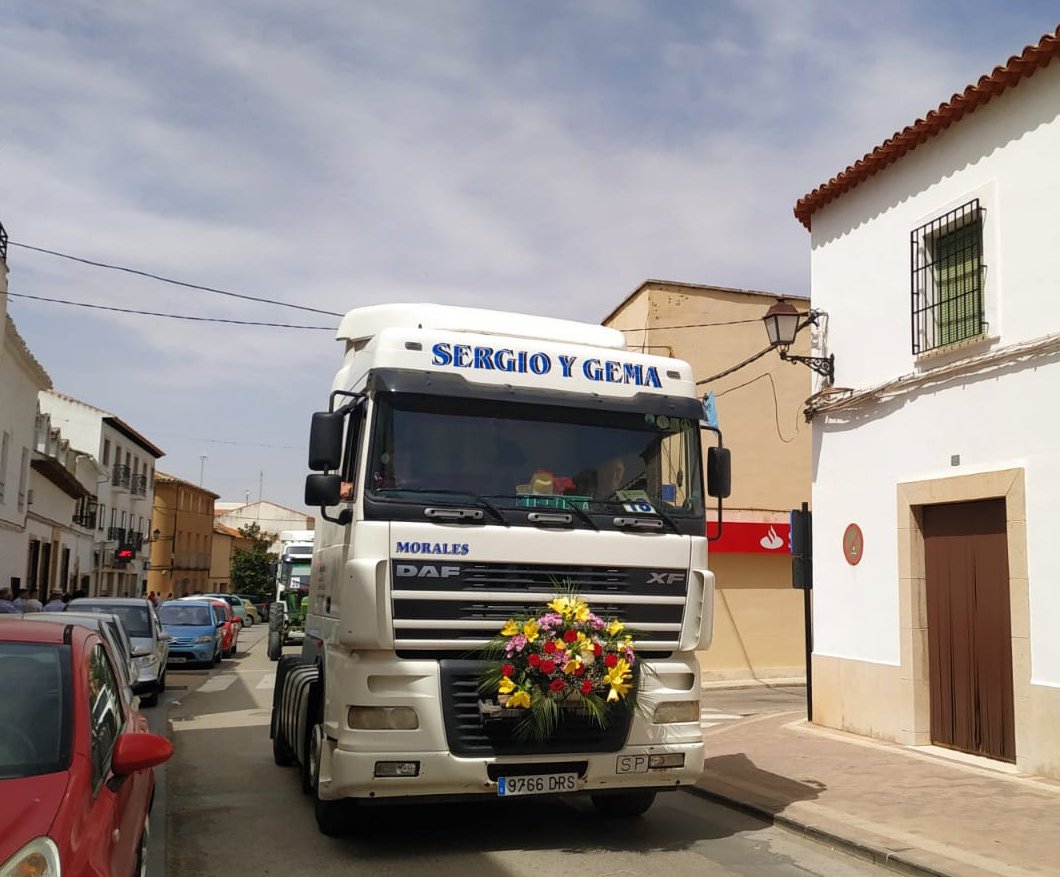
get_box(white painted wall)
[808,63,1060,684]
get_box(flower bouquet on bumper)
[477,594,642,742]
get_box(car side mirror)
[159,632,173,642]
[111,732,174,775]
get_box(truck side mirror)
[305,473,342,506]
[308,411,344,471]
[706,446,731,499]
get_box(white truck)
[270,303,730,835]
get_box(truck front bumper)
[318,738,705,801]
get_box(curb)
[683,785,958,877]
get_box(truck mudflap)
[271,656,320,768]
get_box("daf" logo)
[395,564,461,579]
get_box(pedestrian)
[43,591,66,612]
[0,588,17,614]
[21,597,43,612]
[165,591,173,602]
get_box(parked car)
[0,616,173,877]
[157,600,224,667]
[202,593,250,627]
[236,593,269,621]
[208,599,239,658]
[68,597,171,706]
[238,598,260,625]
[21,610,137,703]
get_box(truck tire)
[590,790,657,818]
[270,656,302,766]
[267,629,283,661]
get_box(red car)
[209,599,239,658]
[0,616,173,877]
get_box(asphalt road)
[155,630,890,877]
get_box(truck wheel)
[590,791,657,818]
[267,630,283,661]
[310,722,357,837]
[300,679,322,794]
[272,729,296,766]
[270,656,302,766]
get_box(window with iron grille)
[911,199,985,354]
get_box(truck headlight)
[348,706,419,730]
[194,635,214,644]
[652,701,700,724]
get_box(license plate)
[168,657,187,663]
[616,755,649,774]
[497,773,578,796]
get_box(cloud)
[1,0,1055,505]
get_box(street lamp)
[762,298,835,383]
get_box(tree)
[230,523,277,597]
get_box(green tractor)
[267,587,307,661]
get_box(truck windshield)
[366,393,704,517]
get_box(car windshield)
[73,603,151,638]
[366,393,704,516]
[0,643,71,779]
[159,604,213,626]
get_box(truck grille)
[440,660,633,756]
[391,561,687,653]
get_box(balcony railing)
[131,473,148,496]
[112,464,131,490]
[74,510,97,529]
[108,526,126,544]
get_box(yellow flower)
[522,618,540,642]
[604,658,633,702]
[498,676,515,695]
[548,595,590,622]
[562,659,581,675]
[508,690,531,709]
[606,619,625,636]
[501,618,520,636]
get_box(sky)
[1,1,1057,512]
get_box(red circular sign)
[843,524,864,566]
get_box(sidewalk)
[689,709,1060,877]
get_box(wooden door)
[923,499,1014,761]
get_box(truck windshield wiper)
[375,488,509,526]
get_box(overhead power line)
[3,290,334,329]
[618,318,762,331]
[10,240,343,317]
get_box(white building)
[794,26,1060,777]
[0,230,53,592]
[38,391,164,597]
[214,500,314,555]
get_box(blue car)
[157,600,223,667]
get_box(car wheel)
[141,689,159,708]
[135,812,150,877]
[590,790,657,818]
[267,629,283,661]
[158,670,166,693]
[213,644,221,665]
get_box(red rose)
[540,660,556,674]
[502,664,515,678]
[529,653,541,667]
[574,664,586,676]
[580,680,593,695]
[544,640,557,654]
[593,643,602,656]
[550,678,565,692]
[563,629,578,643]
[604,653,618,668]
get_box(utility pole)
[199,454,208,487]
[258,470,263,503]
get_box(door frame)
[896,468,1030,767]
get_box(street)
[153,627,891,877]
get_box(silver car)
[20,610,139,704]
[69,597,172,706]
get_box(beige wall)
[606,282,812,681]
[148,475,217,598]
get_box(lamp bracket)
[779,350,835,381]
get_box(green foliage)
[230,523,278,597]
